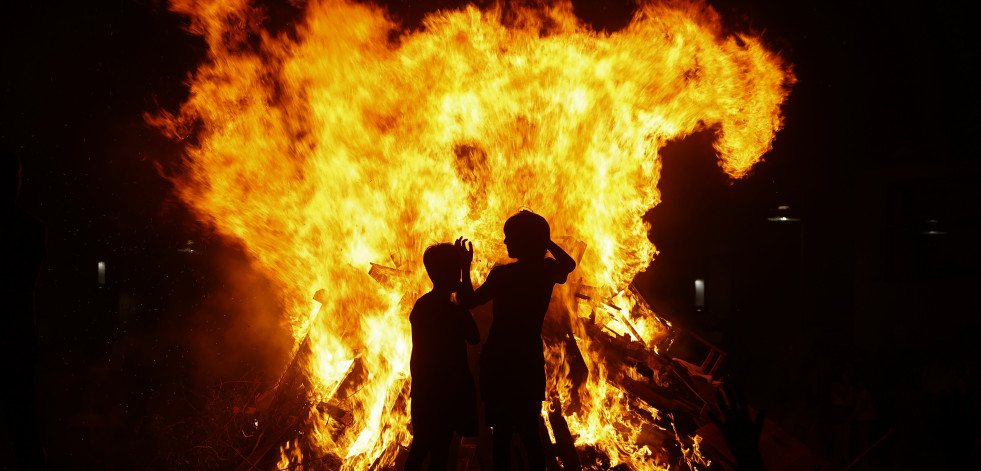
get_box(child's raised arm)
[455,237,476,308]
[455,237,504,309]
[547,239,577,283]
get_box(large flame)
[151,0,793,469]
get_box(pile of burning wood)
[214,241,743,471]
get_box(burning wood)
[368,263,409,290]
[546,398,583,471]
[241,261,720,470]
[232,292,382,469]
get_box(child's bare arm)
[548,239,577,276]
[455,237,476,307]
[455,237,501,308]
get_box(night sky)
[2,0,978,469]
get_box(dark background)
[2,0,978,469]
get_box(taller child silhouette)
[457,210,576,471]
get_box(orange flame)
[150,0,793,468]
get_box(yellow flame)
[150,0,793,468]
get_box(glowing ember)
[149,0,793,468]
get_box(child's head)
[503,210,550,260]
[423,243,462,291]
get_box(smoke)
[184,238,293,387]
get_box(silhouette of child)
[405,243,480,471]
[457,210,576,471]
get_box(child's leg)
[425,428,454,471]
[492,414,515,471]
[405,428,433,471]
[515,412,545,471]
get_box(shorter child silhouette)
[457,211,576,471]
[405,243,480,471]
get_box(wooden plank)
[546,399,582,471]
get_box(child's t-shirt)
[470,257,570,406]
[409,292,478,434]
